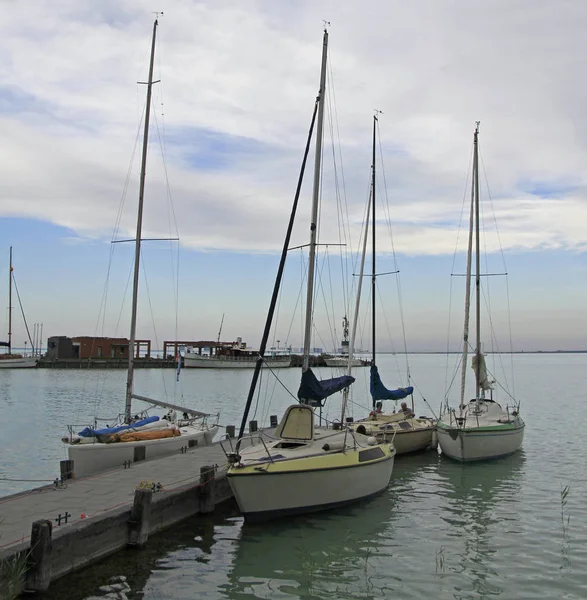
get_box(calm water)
[1,353,587,599]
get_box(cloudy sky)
[0,0,585,353]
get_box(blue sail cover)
[370,365,413,404]
[78,415,160,438]
[298,368,355,406]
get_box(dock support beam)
[197,465,217,514]
[25,519,53,592]
[127,488,153,547]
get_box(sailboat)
[226,29,395,523]
[0,247,37,369]
[350,115,436,454]
[436,123,525,462]
[61,19,218,478]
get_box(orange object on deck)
[116,428,181,443]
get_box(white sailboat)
[62,19,218,478]
[226,29,395,523]
[350,115,436,454]
[0,247,37,369]
[437,123,525,462]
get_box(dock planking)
[0,433,256,593]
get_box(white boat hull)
[67,425,219,478]
[437,422,525,462]
[228,450,394,522]
[324,357,366,367]
[183,355,291,369]
[0,356,37,369]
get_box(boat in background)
[183,337,292,369]
[323,316,369,367]
[61,18,218,477]
[437,123,525,462]
[0,247,37,369]
[226,28,395,523]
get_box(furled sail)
[298,368,355,405]
[472,353,494,391]
[370,365,414,404]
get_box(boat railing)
[221,430,275,464]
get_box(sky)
[0,0,586,353]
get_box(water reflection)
[223,454,436,600]
[434,451,526,599]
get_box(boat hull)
[0,357,37,369]
[437,422,525,462]
[227,446,395,522]
[183,355,291,369]
[67,425,219,478]
[324,357,366,367]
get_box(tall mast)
[473,122,481,401]
[7,246,12,355]
[459,131,475,411]
[302,28,328,372]
[124,18,159,423]
[371,115,377,367]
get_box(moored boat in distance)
[0,247,38,369]
[183,337,292,369]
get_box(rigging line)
[328,66,352,319]
[139,252,168,400]
[445,140,474,403]
[10,274,34,351]
[376,119,410,372]
[479,147,516,400]
[325,65,350,319]
[322,245,338,352]
[152,108,181,313]
[312,248,336,351]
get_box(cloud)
[0,0,586,261]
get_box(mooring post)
[127,488,153,547]
[25,519,53,592]
[226,424,235,438]
[270,414,278,428]
[60,459,74,480]
[249,420,258,433]
[198,465,217,514]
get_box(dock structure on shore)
[0,428,260,594]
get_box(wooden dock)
[0,436,247,594]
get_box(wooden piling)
[25,519,53,592]
[197,465,217,514]
[249,420,258,433]
[226,425,235,438]
[127,488,153,547]
[270,415,278,427]
[59,459,74,480]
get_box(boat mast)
[301,28,328,372]
[124,18,159,423]
[7,246,12,355]
[459,130,476,411]
[473,122,481,401]
[371,115,377,372]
